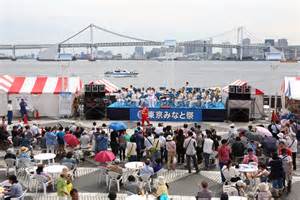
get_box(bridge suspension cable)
[60,24,91,44]
[92,24,157,43]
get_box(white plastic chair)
[16,158,32,180]
[108,171,122,192]
[139,174,152,192]
[32,174,51,195]
[5,158,16,176]
[97,166,108,186]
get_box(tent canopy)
[0,75,83,94]
[223,79,264,95]
[282,77,300,100]
[89,79,118,93]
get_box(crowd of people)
[114,82,223,109]
[0,114,300,199]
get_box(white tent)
[281,77,300,113]
[0,75,83,117]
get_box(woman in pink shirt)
[243,148,258,164]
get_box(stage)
[107,102,226,122]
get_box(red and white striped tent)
[89,79,118,93]
[0,75,83,117]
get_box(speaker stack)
[84,84,106,119]
[228,84,252,122]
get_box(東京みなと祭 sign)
[129,108,202,122]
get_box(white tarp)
[283,77,300,100]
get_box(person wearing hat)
[18,146,30,159]
[257,182,272,200]
[166,135,176,170]
[153,176,169,198]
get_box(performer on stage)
[141,106,150,126]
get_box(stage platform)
[107,102,226,122]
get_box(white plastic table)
[238,164,258,173]
[126,194,155,200]
[34,153,56,163]
[44,165,67,175]
[125,162,144,170]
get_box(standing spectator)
[133,130,145,161]
[80,132,90,150]
[144,131,154,158]
[45,127,57,153]
[203,133,214,170]
[184,131,199,173]
[118,131,127,161]
[175,129,185,164]
[110,131,119,156]
[159,133,166,163]
[280,148,293,192]
[231,137,245,163]
[126,137,137,161]
[268,153,285,197]
[195,127,204,164]
[7,100,13,125]
[196,181,212,200]
[166,135,176,170]
[287,135,297,170]
[57,127,65,155]
[95,131,108,153]
[19,99,27,121]
[218,139,231,183]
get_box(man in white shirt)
[287,135,298,170]
[203,134,214,170]
[184,131,199,173]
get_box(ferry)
[104,69,138,77]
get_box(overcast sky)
[0,0,300,45]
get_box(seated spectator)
[221,160,240,183]
[153,176,169,198]
[4,175,23,200]
[140,159,154,177]
[36,164,52,183]
[255,164,269,183]
[256,182,272,200]
[153,158,163,173]
[18,146,31,159]
[61,152,77,169]
[242,148,258,164]
[124,175,141,194]
[4,149,16,160]
[196,181,212,200]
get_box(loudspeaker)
[229,85,236,93]
[84,85,91,92]
[236,86,243,94]
[92,85,98,92]
[244,86,251,94]
[229,108,249,122]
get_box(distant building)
[265,39,275,47]
[242,38,251,58]
[134,46,144,59]
[183,40,212,59]
[221,42,233,58]
[277,39,288,48]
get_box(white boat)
[104,69,138,77]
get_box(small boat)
[104,69,138,77]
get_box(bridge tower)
[90,24,94,60]
[237,26,244,61]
